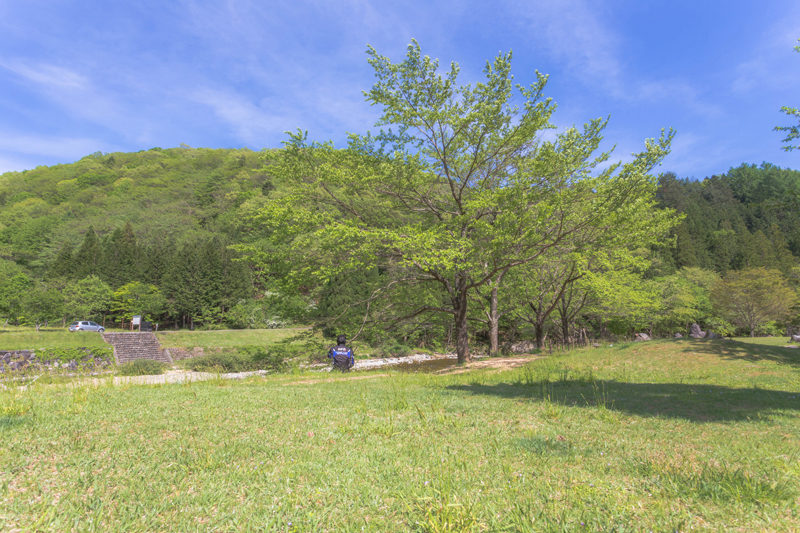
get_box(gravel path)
[6,352,538,389]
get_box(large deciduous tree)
[255,42,674,362]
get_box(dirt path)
[434,355,540,374]
[6,353,542,389]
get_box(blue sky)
[1,0,799,179]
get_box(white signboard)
[132,315,141,326]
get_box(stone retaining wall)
[0,349,114,373]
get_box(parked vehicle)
[68,321,105,332]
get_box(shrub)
[239,346,292,373]
[118,359,168,376]
[36,346,114,363]
[181,352,245,373]
[374,341,413,358]
[181,345,295,373]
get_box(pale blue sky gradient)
[1,0,799,178]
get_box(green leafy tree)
[112,281,166,324]
[63,275,113,323]
[0,259,32,325]
[775,39,800,151]
[257,42,674,362]
[650,268,718,335]
[711,268,796,336]
[21,284,64,331]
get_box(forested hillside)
[0,147,270,267]
[1,146,800,346]
[0,147,273,330]
[657,163,800,273]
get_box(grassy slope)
[0,327,108,350]
[156,327,311,350]
[2,338,799,531]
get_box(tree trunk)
[560,312,570,347]
[489,285,499,356]
[535,322,545,350]
[453,273,470,364]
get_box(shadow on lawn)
[449,380,800,422]
[677,338,800,367]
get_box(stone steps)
[102,332,172,365]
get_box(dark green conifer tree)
[72,227,102,279]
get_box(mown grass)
[1,338,799,530]
[156,327,311,350]
[0,327,108,350]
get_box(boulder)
[634,332,651,342]
[790,334,800,342]
[673,332,683,338]
[689,323,706,339]
[508,341,537,354]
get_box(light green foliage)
[0,259,32,323]
[251,42,675,360]
[650,267,719,334]
[712,268,797,336]
[62,275,113,322]
[112,281,166,322]
[20,284,64,331]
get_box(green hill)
[0,147,271,269]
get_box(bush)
[240,346,292,373]
[374,341,413,358]
[36,346,114,364]
[705,317,736,337]
[181,345,295,373]
[118,359,168,376]
[181,353,245,373]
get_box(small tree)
[0,260,32,326]
[112,281,166,325]
[21,285,64,331]
[711,268,796,336]
[63,275,113,324]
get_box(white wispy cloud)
[0,61,88,90]
[509,0,623,92]
[0,133,109,159]
[732,17,800,95]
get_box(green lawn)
[156,327,311,350]
[0,327,108,350]
[2,338,799,530]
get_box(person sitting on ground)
[328,334,355,372]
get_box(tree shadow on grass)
[448,379,800,422]
[0,415,29,430]
[677,338,800,367]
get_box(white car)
[68,321,105,332]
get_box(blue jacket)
[328,344,354,367]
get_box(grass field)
[2,338,800,530]
[156,327,312,350]
[0,327,108,350]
